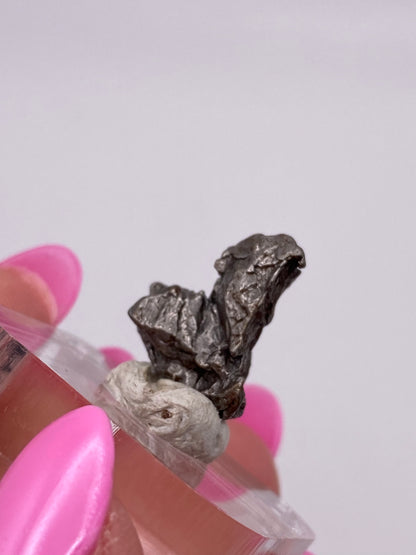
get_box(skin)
[0,266,57,324]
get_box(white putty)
[103,360,229,462]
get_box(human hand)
[0,245,314,555]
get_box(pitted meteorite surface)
[129,234,305,420]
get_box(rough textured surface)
[129,234,305,419]
[103,360,229,463]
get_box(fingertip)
[1,244,82,324]
[237,384,283,456]
[100,347,134,369]
[0,406,114,554]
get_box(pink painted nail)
[0,406,114,555]
[100,347,134,369]
[1,244,82,324]
[236,384,283,456]
[0,265,58,324]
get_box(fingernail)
[0,406,114,554]
[1,244,82,324]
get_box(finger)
[0,406,114,555]
[0,244,82,324]
[236,384,283,456]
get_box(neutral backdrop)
[1,2,415,554]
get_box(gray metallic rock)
[129,233,305,420]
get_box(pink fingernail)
[0,265,58,324]
[236,384,283,456]
[100,347,134,369]
[1,244,82,324]
[0,406,114,555]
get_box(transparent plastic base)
[0,306,314,555]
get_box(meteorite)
[129,233,305,420]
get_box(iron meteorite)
[128,233,305,420]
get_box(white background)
[1,2,415,554]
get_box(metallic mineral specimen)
[129,233,305,419]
